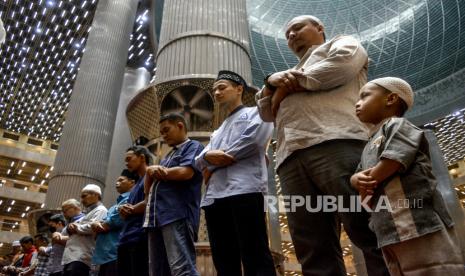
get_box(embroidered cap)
[215,70,250,92]
[368,77,414,110]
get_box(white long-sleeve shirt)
[61,203,107,267]
[195,106,273,207]
[256,35,369,169]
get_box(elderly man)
[60,185,107,276]
[50,202,82,276]
[255,15,389,275]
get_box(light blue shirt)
[195,106,273,207]
[92,192,129,265]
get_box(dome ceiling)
[247,0,465,95]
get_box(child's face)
[356,83,388,124]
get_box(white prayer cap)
[82,184,102,195]
[12,240,20,247]
[368,77,414,110]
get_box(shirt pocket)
[164,154,181,167]
[227,120,249,142]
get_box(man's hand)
[38,246,48,255]
[147,165,168,180]
[350,169,377,195]
[202,168,213,186]
[67,223,78,234]
[204,150,235,167]
[271,87,290,118]
[52,232,62,243]
[91,221,108,233]
[267,69,304,92]
[119,203,134,219]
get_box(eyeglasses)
[61,206,73,213]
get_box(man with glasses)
[61,185,107,276]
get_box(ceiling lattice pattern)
[247,0,465,92]
[0,0,155,142]
[426,107,465,165]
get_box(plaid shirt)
[33,252,49,276]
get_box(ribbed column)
[45,0,139,208]
[155,0,252,84]
[102,67,151,207]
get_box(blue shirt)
[143,139,204,236]
[195,107,273,207]
[119,176,146,245]
[92,192,129,265]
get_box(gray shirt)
[61,203,107,267]
[359,117,453,248]
[256,35,369,169]
[195,106,273,207]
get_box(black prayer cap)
[215,70,250,92]
[120,168,139,182]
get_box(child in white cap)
[351,77,464,275]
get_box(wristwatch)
[264,73,277,92]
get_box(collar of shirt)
[172,138,190,150]
[368,117,392,137]
[117,192,130,203]
[84,202,102,213]
[228,105,245,117]
[70,213,84,223]
[298,44,322,62]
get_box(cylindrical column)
[103,67,151,207]
[425,130,465,258]
[155,0,252,84]
[45,0,139,208]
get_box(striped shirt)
[256,35,369,169]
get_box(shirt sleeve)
[255,89,275,122]
[298,35,368,91]
[75,207,108,235]
[379,118,423,173]
[177,142,205,172]
[45,246,52,255]
[105,199,128,230]
[194,141,218,172]
[224,109,274,160]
